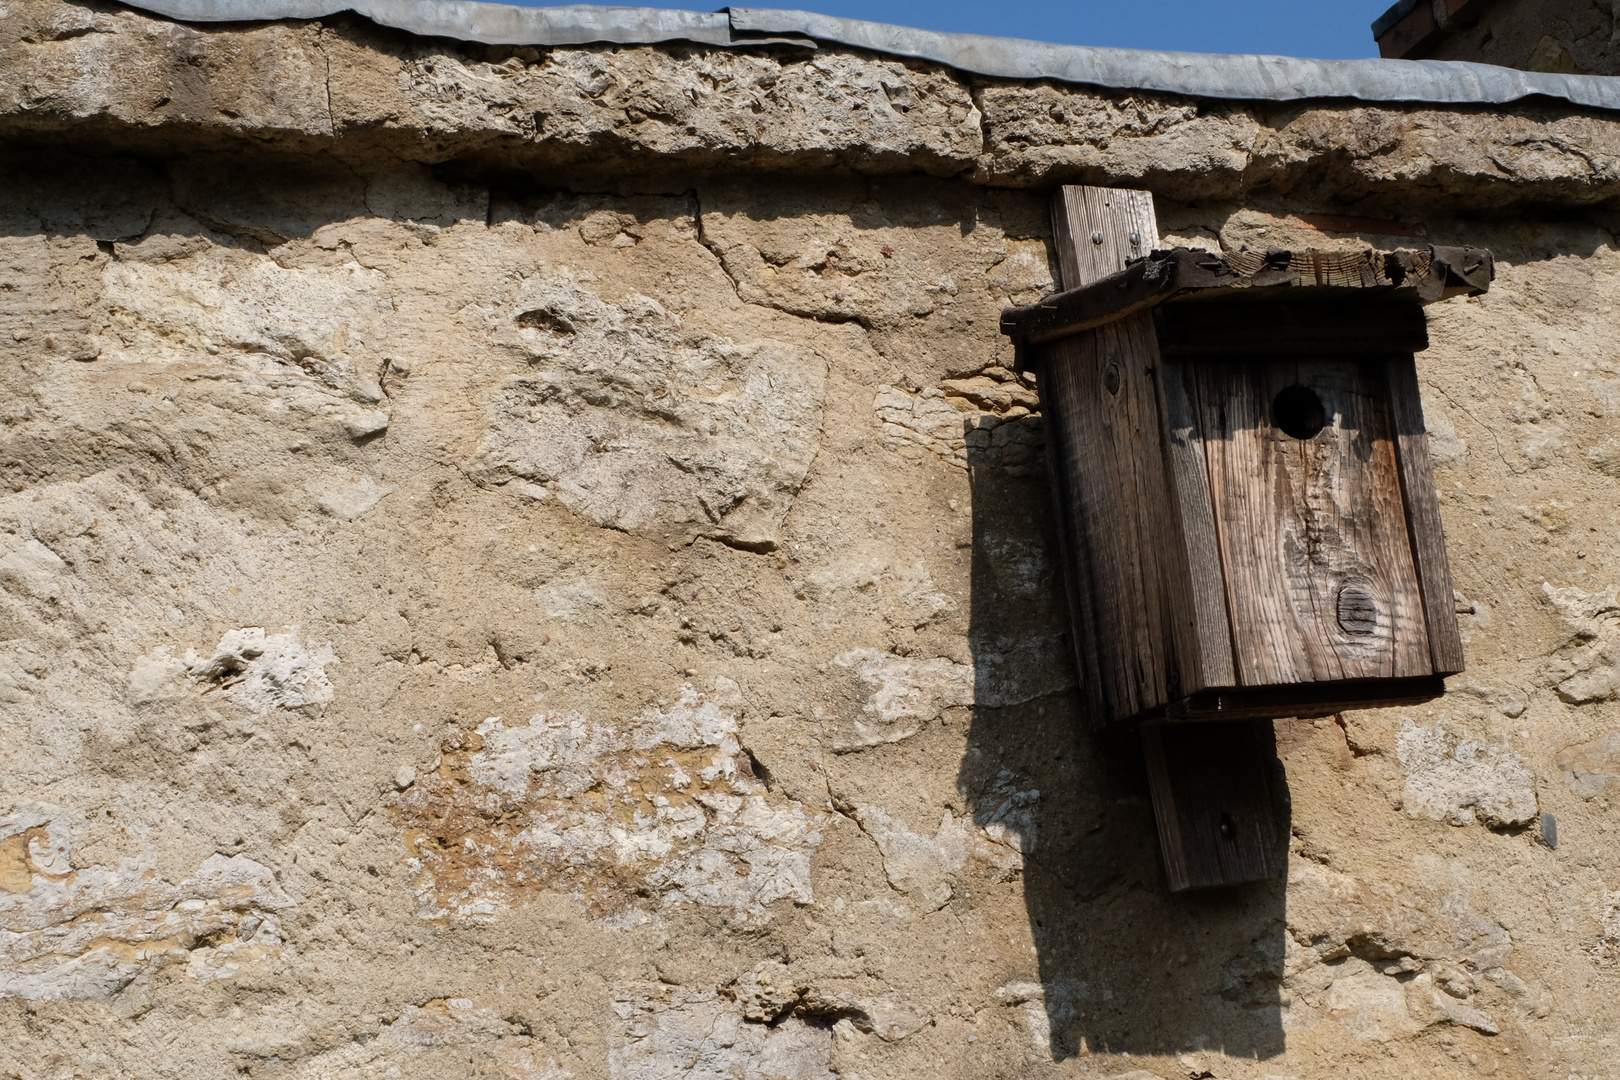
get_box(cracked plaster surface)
[1,1,1620,1077]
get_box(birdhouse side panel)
[1036,313,1206,727]
[1196,358,1434,687]
[1384,356,1467,675]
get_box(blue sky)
[523,2,1397,59]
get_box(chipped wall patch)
[609,982,833,1080]
[856,784,1033,911]
[393,687,826,924]
[535,580,608,620]
[832,649,973,749]
[873,384,970,467]
[313,474,394,520]
[289,999,568,1080]
[185,628,337,712]
[801,555,957,631]
[994,978,1088,1055]
[1395,721,1537,827]
[1321,959,1418,1043]
[1601,888,1620,962]
[1542,582,1620,703]
[473,272,825,550]
[0,805,294,1002]
[874,375,1045,474]
[1556,731,1620,798]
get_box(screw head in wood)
[1129,233,1141,247]
[1091,231,1104,245]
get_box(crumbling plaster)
[2,1,1620,1078]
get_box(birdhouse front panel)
[1185,356,1433,687]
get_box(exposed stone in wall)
[1395,721,1538,827]
[8,0,1620,210]
[1,803,295,1002]
[609,983,834,1080]
[1557,730,1620,797]
[471,269,826,550]
[395,688,828,924]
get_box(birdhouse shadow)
[958,425,1289,1062]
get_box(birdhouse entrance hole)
[1272,384,1326,440]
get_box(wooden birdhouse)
[999,186,1491,890]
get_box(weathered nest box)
[1000,186,1492,890]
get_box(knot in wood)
[1337,584,1380,636]
[1103,361,1122,396]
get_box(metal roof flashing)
[1371,0,1423,40]
[118,0,1620,111]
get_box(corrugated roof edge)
[120,0,1620,111]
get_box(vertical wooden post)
[1042,184,1286,890]
[1141,720,1286,891]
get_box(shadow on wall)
[957,422,1289,1062]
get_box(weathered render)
[1,1,1619,1078]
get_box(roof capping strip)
[119,0,1620,111]
[124,0,742,46]
[1371,0,1423,40]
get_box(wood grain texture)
[1197,360,1433,685]
[1141,720,1287,892]
[1385,356,1466,674]
[1156,357,1238,689]
[1041,185,1230,725]
[1041,315,1199,722]
[1050,186,1156,288]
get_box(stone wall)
[2,2,1619,1078]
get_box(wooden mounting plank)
[1051,186,1157,288]
[1384,357,1467,675]
[1039,184,1279,891]
[1141,720,1287,892]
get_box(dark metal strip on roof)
[120,0,1620,111]
[1371,0,1422,40]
